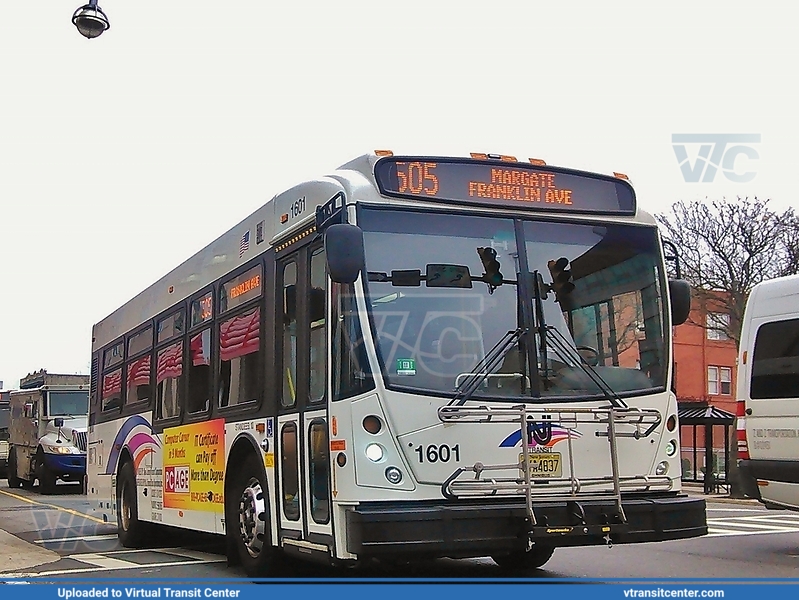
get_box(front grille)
[73,430,88,452]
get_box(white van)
[736,274,799,510]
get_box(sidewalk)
[0,529,59,574]
[681,481,760,505]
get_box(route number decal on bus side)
[413,443,460,463]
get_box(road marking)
[0,557,226,578]
[34,534,118,544]
[706,507,763,512]
[68,553,138,570]
[707,527,745,536]
[0,489,39,506]
[708,519,796,531]
[0,489,106,525]
[157,549,224,562]
[706,513,799,537]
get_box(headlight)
[655,461,670,476]
[45,445,75,454]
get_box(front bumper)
[346,494,707,558]
[44,453,86,477]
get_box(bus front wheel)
[228,454,281,577]
[492,544,555,571]
[117,461,147,548]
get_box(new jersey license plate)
[519,452,562,478]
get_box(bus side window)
[218,307,261,408]
[156,341,184,419]
[102,369,122,411]
[125,355,152,406]
[187,329,212,413]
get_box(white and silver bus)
[88,152,706,576]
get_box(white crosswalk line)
[34,534,118,544]
[705,513,799,537]
[67,552,139,569]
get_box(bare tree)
[658,197,799,498]
[657,197,798,347]
[780,210,799,277]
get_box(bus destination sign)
[374,157,636,215]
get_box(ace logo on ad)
[164,465,190,493]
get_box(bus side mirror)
[54,417,65,428]
[325,224,365,284]
[669,279,691,326]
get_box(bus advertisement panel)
[163,419,225,512]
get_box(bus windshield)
[49,391,89,416]
[360,206,667,400]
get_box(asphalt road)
[2,481,799,580]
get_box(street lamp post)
[72,0,110,39]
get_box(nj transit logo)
[499,422,582,449]
[672,133,760,183]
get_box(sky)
[0,1,796,389]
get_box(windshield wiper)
[531,270,628,410]
[450,327,525,406]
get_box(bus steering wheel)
[576,345,600,366]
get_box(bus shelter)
[678,403,735,494]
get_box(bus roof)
[92,153,651,351]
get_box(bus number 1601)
[414,443,460,463]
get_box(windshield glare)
[360,207,666,400]
[49,391,89,416]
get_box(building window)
[708,366,732,395]
[720,366,732,395]
[707,312,730,340]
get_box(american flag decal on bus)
[239,230,250,257]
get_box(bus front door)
[276,246,333,558]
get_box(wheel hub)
[238,477,267,558]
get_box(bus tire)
[35,449,57,495]
[492,544,555,571]
[117,460,147,548]
[7,449,22,488]
[227,453,280,577]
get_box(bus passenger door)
[275,245,333,554]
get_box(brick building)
[673,294,737,481]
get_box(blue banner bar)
[1,580,799,600]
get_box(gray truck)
[7,371,89,493]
